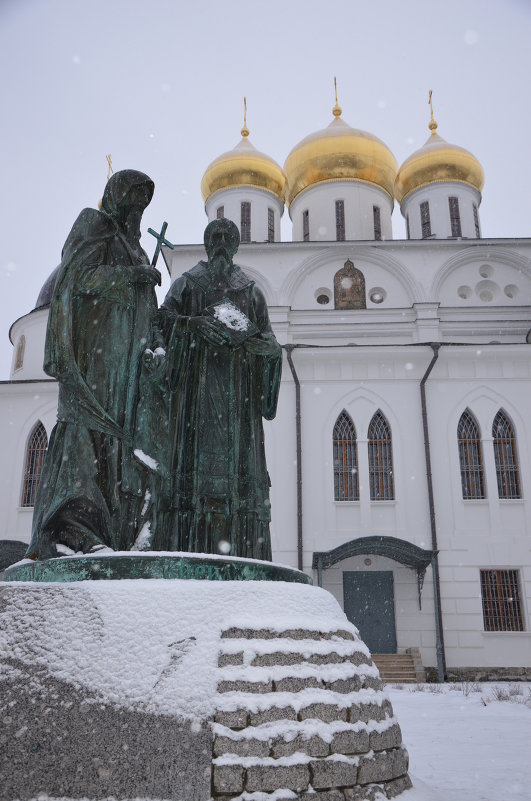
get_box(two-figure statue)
[26,171,282,563]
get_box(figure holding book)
[160,218,282,559]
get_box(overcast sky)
[1,0,530,377]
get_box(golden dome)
[283,106,398,208]
[395,104,484,203]
[200,113,286,204]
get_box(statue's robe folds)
[161,262,282,561]
[27,174,164,559]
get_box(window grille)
[240,202,251,243]
[21,421,48,507]
[457,410,485,499]
[333,411,359,501]
[335,200,345,241]
[267,208,275,243]
[368,411,394,500]
[420,201,431,238]
[302,209,310,242]
[449,196,462,237]
[406,214,410,240]
[14,334,25,371]
[492,410,520,499]
[373,205,382,241]
[473,203,480,238]
[480,569,524,631]
[216,206,224,220]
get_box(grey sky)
[1,0,530,377]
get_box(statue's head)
[102,170,154,235]
[204,218,240,264]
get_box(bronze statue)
[161,218,282,560]
[26,170,165,560]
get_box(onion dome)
[283,88,398,208]
[200,100,286,204]
[395,96,484,203]
[35,265,60,309]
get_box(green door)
[343,570,397,653]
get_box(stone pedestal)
[0,555,411,800]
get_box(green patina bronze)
[159,218,282,560]
[3,554,311,584]
[148,221,174,268]
[25,170,168,561]
[21,196,283,572]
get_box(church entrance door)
[343,570,397,653]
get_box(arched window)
[492,410,520,499]
[21,422,48,507]
[368,411,394,500]
[333,411,359,501]
[14,334,25,371]
[457,410,485,499]
[334,260,366,310]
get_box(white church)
[2,93,530,682]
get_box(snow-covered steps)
[372,652,426,684]
[212,626,412,800]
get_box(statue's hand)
[244,334,279,356]
[186,316,232,347]
[134,265,162,286]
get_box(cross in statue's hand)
[148,221,175,267]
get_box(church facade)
[2,97,530,680]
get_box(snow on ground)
[2,576,530,800]
[24,681,531,801]
[390,681,531,801]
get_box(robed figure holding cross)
[160,218,282,560]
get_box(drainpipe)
[420,343,446,682]
[284,345,303,571]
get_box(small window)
[406,214,410,240]
[373,206,382,241]
[457,410,485,499]
[333,411,359,501]
[492,410,520,499]
[241,202,251,243]
[267,208,275,243]
[420,201,431,238]
[449,196,462,237]
[21,421,48,507]
[335,200,345,241]
[216,206,224,220]
[302,209,309,242]
[368,410,394,500]
[473,203,480,238]
[480,569,524,631]
[14,334,26,371]
[334,259,366,310]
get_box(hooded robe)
[26,170,164,559]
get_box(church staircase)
[372,649,426,684]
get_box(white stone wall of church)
[425,352,531,668]
[0,382,58,543]
[9,310,49,380]
[166,239,531,324]
[289,182,393,242]
[205,186,284,243]
[401,182,482,241]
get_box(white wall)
[10,310,49,380]
[205,186,284,243]
[290,181,393,242]
[401,182,482,241]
